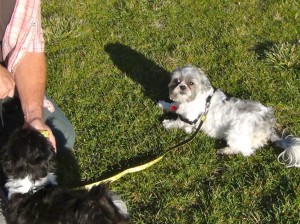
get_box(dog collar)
[178,115,199,125]
[178,88,215,125]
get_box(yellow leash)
[73,114,207,191]
[76,154,165,190]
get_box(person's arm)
[0,65,15,99]
[14,52,56,151]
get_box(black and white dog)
[1,128,130,224]
[158,66,300,167]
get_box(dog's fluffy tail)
[272,134,300,167]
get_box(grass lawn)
[43,0,300,223]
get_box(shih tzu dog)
[158,65,300,167]
[1,128,130,224]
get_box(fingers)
[8,88,15,98]
[25,118,57,153]
[0,81,15,99]
[0,67,15,99]
[46,127,57,153]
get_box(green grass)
[42,0,300,223]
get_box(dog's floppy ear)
[2,152,15,178]
[198,72,212,94]
[2,128,26,177]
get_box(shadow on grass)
[77,148,164,187]
[104,42,170,102]
[55,150,81,188]
[45,121,81,188]
[250,40,275,60]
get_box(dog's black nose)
[180,85,186,90]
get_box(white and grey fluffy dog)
[2,128,130,224]
[158,65,300,167]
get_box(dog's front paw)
[217,147,236,155]
[184,127,193,134]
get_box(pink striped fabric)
[2,0,45,73]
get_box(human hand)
[24,118,57,152]
[0,65,15,99]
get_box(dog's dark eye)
[174,79,181,84]
[189,82,194,86]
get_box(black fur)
[2,128,55,182]
[2,128,130,224]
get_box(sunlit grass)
[43,0,300,223]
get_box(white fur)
[112,198,128,216]
[159,66,300,167]
[277,136,300,167]
[5,173,57,199]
